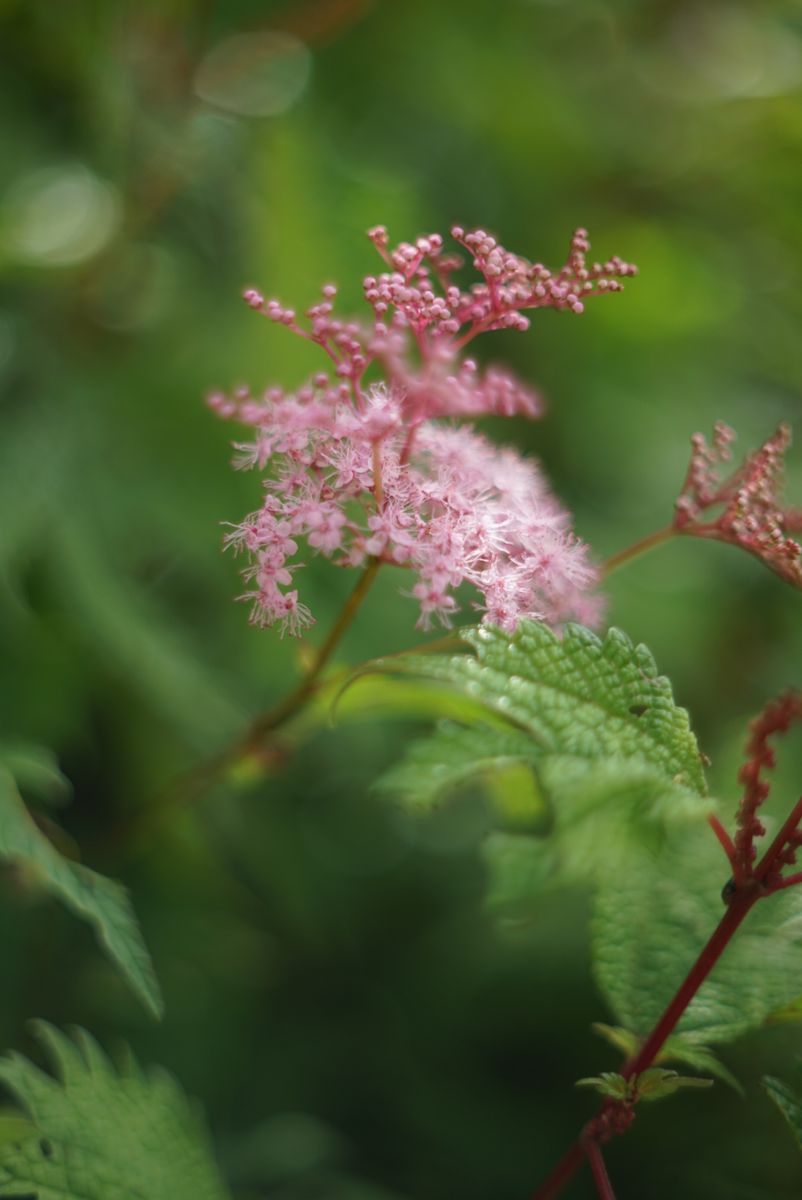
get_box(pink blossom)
[211,224,635,633]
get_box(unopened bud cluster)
[675,422,802,589]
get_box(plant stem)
[532,888,759,1199]
[237,556,381,754]
[584,1138,617,1200]
[109,559,382,856]
[602,526,676,578]
[620,889,758,1078]
[531,1142,585,1200]
[707,814,739,876]
[753,795,802,883]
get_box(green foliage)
[635,1068,712,1101]
[3,1,802,1195]
[592,1024,743,1095]
[0,1023,230,1200]
[0,744,70,808]
[378,622,707,790]
[763,1064,802,1156]
[576,1068,711,1103]
[376,723,548,833]
[0,767,162,1020]
[594,825,802,1046]
[328,671,497,729]
[0,1112,36,1152]
[575,1071,629,1100]
[373,623,711,879]
[651,1037,742,1097]
[53,518,246,754]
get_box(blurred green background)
[2,1,802,1196]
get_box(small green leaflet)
[0,766,162,1019]
[575,1071,630,1100]
[592,1023,742,1095]
[0,1023,230,1200]
[635,1068,713,1101]
[369,622,710,858]
[594,824,802,1046]
[576,1068,712,1103]
[764,1063,802,1155]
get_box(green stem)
[238,556,382,754]
[602,526,676,578]
[109,559,382,856]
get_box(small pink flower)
[306,505,348,555]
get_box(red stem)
[532,888,759,1199]
[707,814,739,874]
[770,870,802,892]
[622,889,758,1079]
[753,795,802,883]
[584,1138,617,1200]
[534,705,802,1199]
[531,1141,584,1200]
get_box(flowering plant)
[3,222,802,1200]
[205,222,802,1200]
[209,225,636,634]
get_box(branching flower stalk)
[533,691,802,1200]
[602,423,802,585]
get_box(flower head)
[674,422,802,588]
[211,224,636,634]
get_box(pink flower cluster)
[209,225,636,635]
[674,422,802,588]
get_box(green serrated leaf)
[0,768,162,1019]
[0,1023,231,1199]
[373,623,710,848]
[575,1072,628,1099]
[376,622,707,790]
[635,1067,713,1101]
[764,1065,802,1155]
[594,823,802,1046]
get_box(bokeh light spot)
[646,6,802,103]
[194,31,312,118]
[3,165,121,267]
